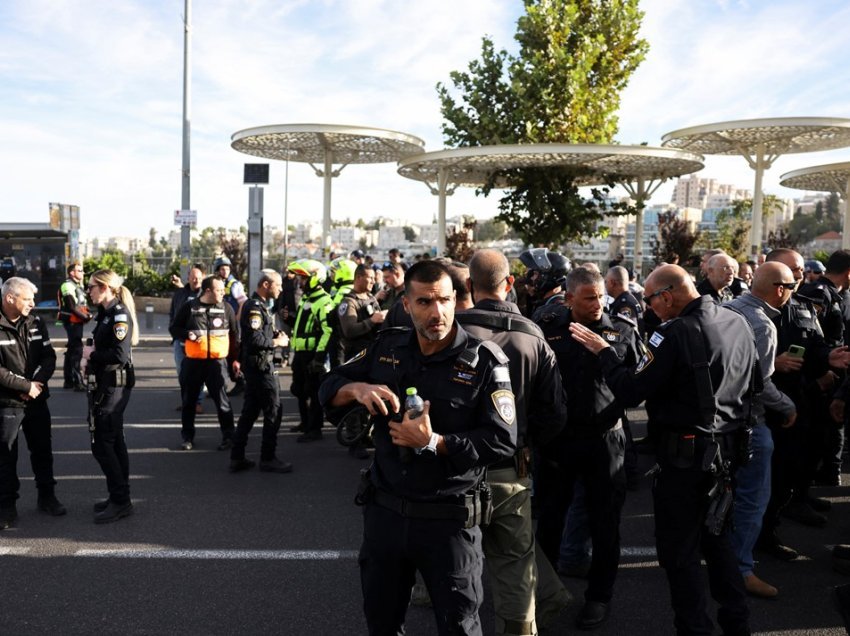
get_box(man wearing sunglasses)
[724,263,798,599]
[569,264,757,636]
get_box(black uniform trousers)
[535,426,626,604]
[290,351,325,434]
[231,368,281,461]
[90,386,132,505]
[0,402,57,508]
[62,320,84,386]
[360,501,484,636]
[653,459,749,636]
[762,407,813,535]
[180,358,234,443]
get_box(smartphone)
[787,344,806,359]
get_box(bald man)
[725,262,797,599]
[568,264,756,636]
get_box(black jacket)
[541,308,642,436]
[319,325,516,502]
[240,293,277,372]
[598,295,757,436]
[88,299,133,379]
[457,299,566,448]
[0,309,55,408]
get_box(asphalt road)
[1,340,850,635]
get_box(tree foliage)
[444,219,477,262]
[652,210,702,266]
[787,193,842,244]
[437,0,648,246]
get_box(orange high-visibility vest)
[183,302,231,359]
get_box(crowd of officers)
[4,244,850,634]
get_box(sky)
[2,0,850,242]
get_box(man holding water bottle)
[319,260,516,636]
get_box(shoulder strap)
[456,311,545,340]
[678,315,717,430]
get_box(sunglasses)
[773,282,797,291]
[86,284,102,292]
[642,285,672,305]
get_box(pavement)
[0,335,849,634]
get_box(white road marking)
[0,547,30,555]
[74,548,360,560]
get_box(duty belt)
[373,489,470,523]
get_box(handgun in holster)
[355,467,375,506]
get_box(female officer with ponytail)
[82,269,138,524]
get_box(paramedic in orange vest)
[169,276,239,451]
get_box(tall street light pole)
[180,0,192,278]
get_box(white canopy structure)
[780,162,850,249]
[397,144,703,275]
[231,124,425,250]
[662,117,850,257]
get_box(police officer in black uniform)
[759,249,850,554]
[319,260,516,635]
[0,277,66,530]
[83,269,138,524]
[458,249,569,635]
[537,267,643,629]
[570,264,755,636]
[605,265,644,339]
[797,249,850,487]
[229,270,293,474]
[518,248,570,322]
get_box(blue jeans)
[559,480,592,568]
[729,423,773,577]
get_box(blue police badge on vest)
[338,301,349,316]
[491,389,516,425]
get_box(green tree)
[437,0,648,246]
[652,210,701,266]
[402,226,417,242]
[715,203,751,261]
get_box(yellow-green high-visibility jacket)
[292,287,333,353]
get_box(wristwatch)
[416,432,439,455]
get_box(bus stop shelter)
[231,124,425,251]
[662,117,850,256]
[780,161,850,249]
[397,144,703,275]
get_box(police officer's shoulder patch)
[248,310,262,330]
[635,349,654,374]
[491,389,515,425]
[338,301,349,316]
[114,322,129,341]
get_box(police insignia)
[212,317,223,328]
[491,389,516,425]
[114,323,128,341]
[635,349,654,374]
[602,330,618,342]
[649,331,664,348]
[249,311,262,330]
[338,302,348,316]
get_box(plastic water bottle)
[398,387,424,463]
[404,387,425,419]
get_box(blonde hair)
[90,269,139,346]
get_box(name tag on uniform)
[493,366,510,383]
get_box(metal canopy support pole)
[322,149,333,257]
[437,168,449,256]
[180,0,192,278]
[844,174,850,250]
[632,178,647,279]
[283,152,290,266]
[749,144,766,258]
[247,186,264,291]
